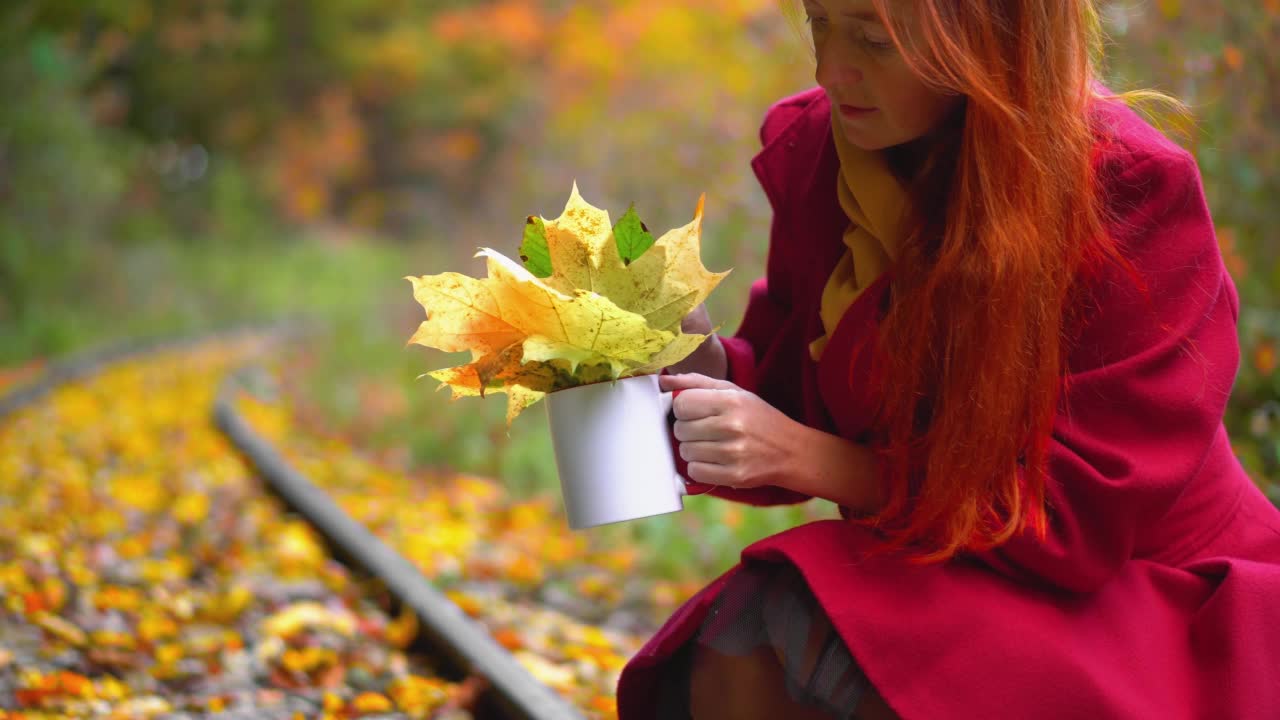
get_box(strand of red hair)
[775,0,1186,561]
[870,0,1107,562]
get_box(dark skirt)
[654,560,869,718]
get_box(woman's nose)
[814,38,865,92]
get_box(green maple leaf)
[519,215,552,278]
[613,203,655,266]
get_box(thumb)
[659,372,736,392]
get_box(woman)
[615,1,1280,718]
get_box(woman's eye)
[861,33,894,53]
[804,14,829,29]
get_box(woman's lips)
[839,104,877,118]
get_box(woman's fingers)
[672,417,730,442]
[679,439,748,466]
[659,372,737,392]
[660,373,767,490]
[669,387,742,421]
[684,459,749,489]
[678,440,723,464]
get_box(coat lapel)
[747,87,890,441]
[749,88,840,223]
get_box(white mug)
[544,373,710,530]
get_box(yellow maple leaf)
[476,246,671,373]
[405,273,524,358]
[541,183,729,331]
[406,184,728,422]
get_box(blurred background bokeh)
[2,0,1277,583]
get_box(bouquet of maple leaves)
[405,183,729,424]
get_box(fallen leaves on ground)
[237,368,710,717]
[0,340,706,720]
[0,341,470,719]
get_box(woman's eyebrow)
[802,1,882,23]
[843,10,882,22]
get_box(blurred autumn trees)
[0,0,1277,493]
[1101,1,1280,489]
[0,0,807,233]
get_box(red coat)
[617,87,1280,719]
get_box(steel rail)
[0,330,584,720]
[213,371,586,720]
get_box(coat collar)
[749,87,837,213]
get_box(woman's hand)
[664,304,727,379]
[660,372,803,490]
[662,372,888,513]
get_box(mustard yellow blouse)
[808,106,908,362]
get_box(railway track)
[0,331,651,719]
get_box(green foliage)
[1100,1,1280,497]
[3,0,541,230]
[519,216,552,278]
[612,205,655,266]
[0,30,125,348]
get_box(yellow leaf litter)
[0,339,703,719]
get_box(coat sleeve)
[682,274,813,506]
[666,98,816,507]
[966,149,1241,593]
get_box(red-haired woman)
[616,0,1280,718]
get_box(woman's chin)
[837,123,895,152]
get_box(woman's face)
[803,0,960,150]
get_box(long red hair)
[786,1,1169,560]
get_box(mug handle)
[660,388,714,496]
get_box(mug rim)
[545,371,660,396]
